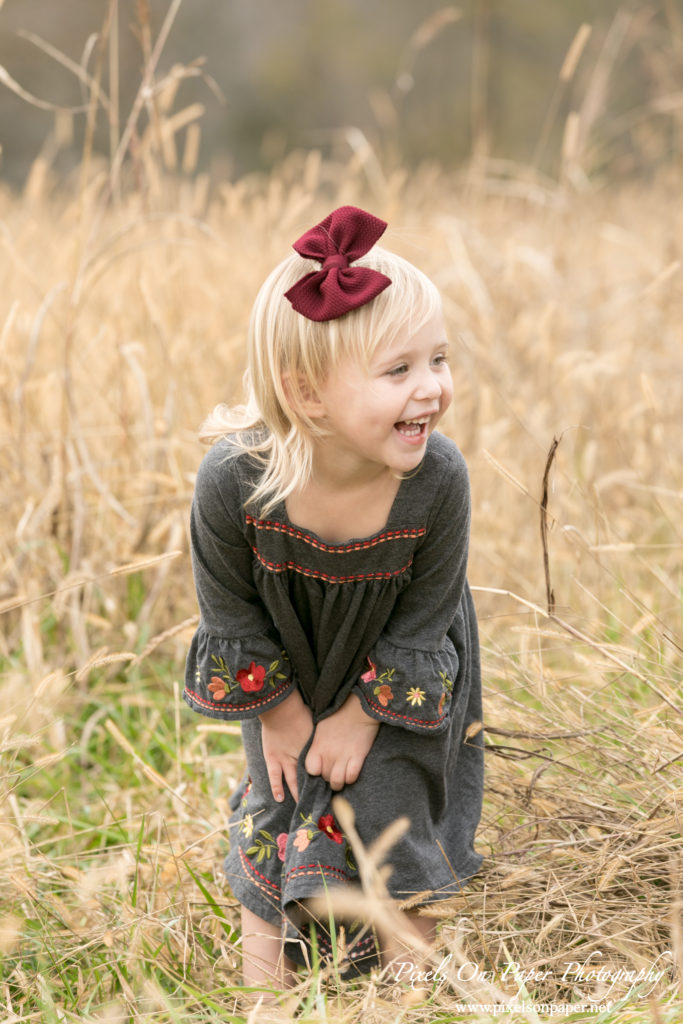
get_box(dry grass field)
[0,134,682,1020]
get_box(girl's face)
[312,310,453,477]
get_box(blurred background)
[1,0,682,188]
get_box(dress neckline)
[275,465,419,549]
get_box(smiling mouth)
[395,417,430,439]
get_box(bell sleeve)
[352,444,474,735]
[183,449,296,721]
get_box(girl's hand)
[259,688,313,803]
[305,693,379,791]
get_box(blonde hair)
[201,245,442,515]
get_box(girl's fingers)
[345,757,361,787]
[265,760,285,803]
[304,748,322,776]
[282,760,299,802]
[328,759,348,792]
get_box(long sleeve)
[183,446,296,721]
[352,442,473,735]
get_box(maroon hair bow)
[284,206,392,321]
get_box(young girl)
[184,206,483,986]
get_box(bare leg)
[241,906,298,990]
[380,911,437,996]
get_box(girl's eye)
[387,364,409,377]
[433,353,449,366]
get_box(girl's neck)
[311,438,391,492]
[285,450,401,545]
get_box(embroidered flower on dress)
[318,814,344,844]
[236,661,266,692]
[240,777,252,808]
[406,687,426,707]
[374,684,394,707]
[293,829,310,852]
[277,832,288,861]
[239,813,254,839]
[438,692,446,716]
[360,657,377,683]
[208,676,227,700]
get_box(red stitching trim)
[238,846,281,901]
[245,514,425,553]
[252,548,413,583]
[317,932,377,952]
[286,863,349,883]
[364,696,447,729]
[316,932,377,955]
[184,676,292,713]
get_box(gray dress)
[184,431,483,971]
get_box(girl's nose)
[412,367,442,400]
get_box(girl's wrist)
[259,685,305,725]
[344,691,376,724]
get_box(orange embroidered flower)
[293,829,310,852]
[236,661,266,692]
[375,684,394,707]
[438,692,446,716]
[208,676,227,700]
[318,814,344,844]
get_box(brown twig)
[540,435,560,616]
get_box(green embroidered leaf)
[275,673,287,680]
[269,660,279,672]
[439,670,454,692]
[256,848,265,864]
[259,830,274,843]
[245,846,258,856]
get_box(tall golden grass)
[0,10,682,1020]
[0,150,680,1021]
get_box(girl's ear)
[281,372,326,419]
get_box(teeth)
[396,420,425,436]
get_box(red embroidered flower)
[375,684,394,707]
[318,814,344,844]
[208,676,227,700]
[236,661,266,692]
[438,692,446,716]
[360,658,377,683]
[277,832,288,861]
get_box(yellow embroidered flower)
[239,813,254,839]
[406,687,426,707]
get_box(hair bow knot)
[284,206,392,321]
[322,253,351,271]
